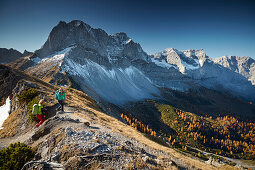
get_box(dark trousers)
[58,100,64,111]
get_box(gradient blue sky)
[0,0,254,58]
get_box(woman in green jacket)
[55,88,66,112]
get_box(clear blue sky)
[0,0,254,59]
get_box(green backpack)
[32,104,39,115]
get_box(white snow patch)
[199,59,203,66]
[38,46,73,65]
[151,58,177,69]
[31,57,42,64]
[0,97,11,129]
[123,39,132,45]
[63,58,159,105]
[181,60,200,70]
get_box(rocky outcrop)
[0,80,38,138]
[0,65,56,138]
[0,65,24,104]
[22,50,33,57]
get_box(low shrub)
[17,88,38,104]
[0,142,35,169]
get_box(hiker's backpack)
[32,104,39,115]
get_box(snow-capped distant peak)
[152,48,209,73]
[162,48,177,54]
[164,48,176,52]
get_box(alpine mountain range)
[3,20,255,106]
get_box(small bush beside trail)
[17,88,38,104]
[0,142,35,169]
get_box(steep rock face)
[132,59,191,91]
[0,65,24,104]
[213,56,255,85]
[0,48,22,64]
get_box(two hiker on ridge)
[33,88,66,127]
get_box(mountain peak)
[152,48,209,73]
[112,32,128,37]
[221,55,252,61]
[163,48,177,53]
[22,50,32,57]
[34,20,148,65]
[69,20,82,26]
[57,20,67,25]
[110,32,129,43]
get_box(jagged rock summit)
[152,48,209,73]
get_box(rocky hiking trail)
[0,105,190,169]
[39,106,191,169]
[0,101,235,169]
